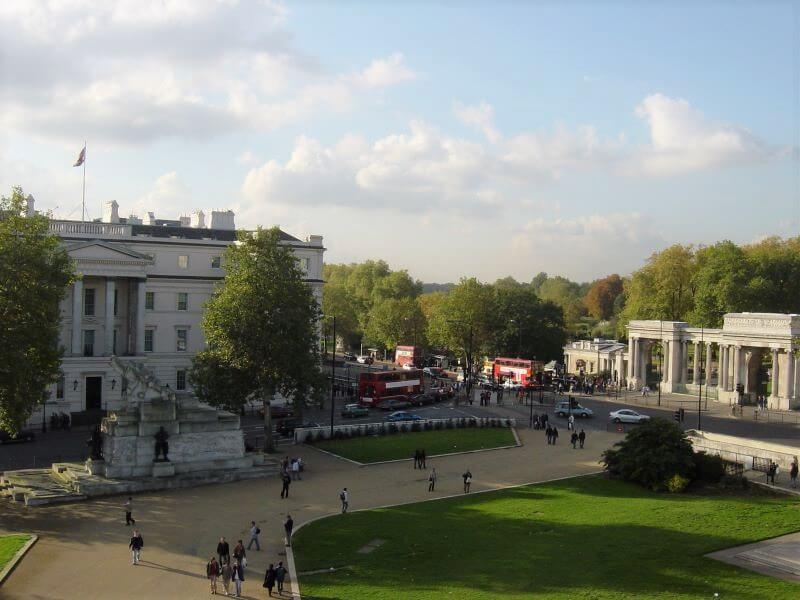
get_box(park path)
[0,427,615,600]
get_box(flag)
[73,146,86,167]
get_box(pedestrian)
[284,514,294,546]
[233,539,246,569]
[340,487,349,513]
[552,426,559,445]
[292,457,301,480]
[578,429,586,449]
[221,561,232,596]
[129,529,143,565]
[263,563,276,597]
[545,425,553,445]
[217,536,230,566]
[541,413,548,428]
[568,414,575,431]
[275,561,287,595]
[413,449,420,469]
[571,431,578,449]
[247,521,261,551]
[207,556,221,595]
[124,496,135,526]
[231,560,245,598]
[280,472,291,498]
[768,461,778,485]
[428,468,437,492]
[281,455,289,475]
[462,469,472,493]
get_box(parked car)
[377,397,411,411]
[0,429,35,444]
[502,379,523,390]
[386,411,422,423]
[555,402,593,418]
[401,363,414,370]
[276,419,320,436]
[343,352,356,361]
[341,403,369,418]
[609,409,650,424]
[430,386,454,400]
[409,393,435,407]
[357,355,374,364]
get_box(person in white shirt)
[247,521,260,551]
[291,458,301,481]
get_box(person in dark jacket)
[571,431,578,448]
[551,426,559,445]
[545,425,553,445]
[217,537,230,565]
[206,556,221,594]
[280,472,291,498]
[233,539,246,568]
[129,529,143,565]
[275,561,287,594]
[284,514,294,546]
[231,560,245,597]
[578,429,586,449]
[263,563,277,597]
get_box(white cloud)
[238,150,262,165]
[634,93,771,176]
[454,101,500,143]
[131,171,193,218]
[350,53,417,89]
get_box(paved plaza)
[0,426,610,599]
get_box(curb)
[286,470,603,599]
[0,534,38,586]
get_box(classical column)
[770,349,780,404]
[783,351,795,403]
[104,278,115,356]
[721,345,729,391]
[135,279,146,355]
[705,343,713,386]
[71,278,83,355]
[630,338,638,380]
[627,337,634,380]
[680,341,688,384]
[693,342,701,384]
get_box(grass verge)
[0,535,31,574]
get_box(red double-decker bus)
[359,369,423,406]
[493,358,543,385]
[395,345,422,368]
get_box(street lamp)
[509,318,523,358]
[322,315,337,437]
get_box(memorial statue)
[154,426,170,461]
[87,425,104,460]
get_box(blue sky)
[1,1,797,282]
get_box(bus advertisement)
[395,345,422,368]
[359,369,423,406]
[492,358,543,385]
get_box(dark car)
[341,403,369,418]
[343,352,356,361]
[377,397,411,411]
[276,419,320,436]
[409,393,435,407]
[0,429,35,444]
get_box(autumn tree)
[584,274,624,320]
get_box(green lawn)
[0,535,31,573]
[294,476,800,599]
[311,427,517,463]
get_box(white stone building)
[563,339,627,379]
[32,199,324,426]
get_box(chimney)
[210,210,235,230]
[25,194,35,217]
[190,210,206,228]
[147,212,157,225]
[103,200,120,223]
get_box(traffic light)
[674,410,681,422]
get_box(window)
[56,373,65,399]
[211,256,221,269]
[83,330,95,356]
[177,292,188,311]
[299,257,310,273]
[145,291,154,310]
[176,328,188,352]
[114,289,118,316]
[178,255,189,269]
[144,329,154,353]
[176,370,187,391]
[84,288,95,316]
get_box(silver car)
[609,409,650,424]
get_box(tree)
[689,242,752,327]
[0,187,73,434]
[602,418,695,491]
[190,227,326,451]
[364,297,426,351]
[584,274,624,320]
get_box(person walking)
[275,562,287,595]
[428,468,437,492]
[420,449,427,469]
[571,431,578,449]
[217,537,230,566]
[233,540,246,569]
[263,564,276,597]
[768,461,778,485]
[413,449,420,469]
[578,429,586,449]
[568,414,575,431]
[462,469,472,493]
[124,496,136,526]
[291,457,301,481]
[280,472,291,499]
[221,561,232,596]
[340,487,349,513]
[247,521,261,551]
[552,426,559,445]
[207,556,221,595]
[545,425,553,445]
[231,561,245,598]
[129,529,143,565]
[791,457,799,489]
[284,514,294,546]
[541,413,548,428]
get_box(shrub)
[424,421,433,431]
[411,421,421,432]
[468,418,477,428]
[602,418,694,491]
[435,421,444,430]
[333,430,344,440]
[445,419,455,429]
[666,473,690,493]
[315,430,326,442]
[692,452,726,484]
[721,474,748,489]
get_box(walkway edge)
[0,534,38,586]
[286,470,603,599]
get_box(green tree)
[689,241,752,327]
[364,297,426,351]
[190,227,325,451]
[0,187,73,434]
[744,237,800,314]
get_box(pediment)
[66,240,152,264]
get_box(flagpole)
[81,142,86,223]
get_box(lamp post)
[446,318,476,407]
[323,315,337,437]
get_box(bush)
[445,420,454,429]
[721,474,748,489]
[314,430,326,442]
[692,452,726,484]
[424,421,433,431]
[435,421,444,430]
[602,418,694,491]
[666,473,690,493]
[468,418,477,428]
[333,430,344,440]
[411,421,421,432]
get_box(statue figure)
[154,426,170,461]
[87,425,104,460]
